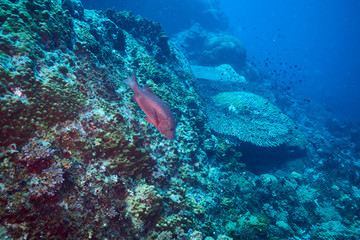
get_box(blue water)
[82,0,360,123]
[220,0,360,122]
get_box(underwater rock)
[105,9,171,63]
[125,184,163,234]
[208,91,307,148]
[62,0,84,19]
[199,34,246,72]
[172,23,209,61]
[310,221,359,239]
[225,211,270,238]
[0,0,209,238]
[82,0,229,35]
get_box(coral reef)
[172,23,210,62]
[0,0,360,239]
[0,0,208,238]
[208,91,307,148]
[126,184,163,234]
[199,34,247,72]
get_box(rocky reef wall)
[1,1,360,240]
[0,0,210,238]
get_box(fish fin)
[144,109,158,126]
[144,117,157,126]
[123,71,140,91]
[143,85,154,94]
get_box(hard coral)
[21,138,55,163]
[208,91,307,148]
[28,162,64,197]
[126,184,163,234]
[0,0,217,239]
[199,34,246,72]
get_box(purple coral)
[28,162,64,197]
[21,138,55,163]
[105,206,118,218]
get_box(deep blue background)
[81,0,360,123]
[219,0,360,122]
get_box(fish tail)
[123,71,140,92]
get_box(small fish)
[123,71,176,140]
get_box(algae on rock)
[0,0,211,239]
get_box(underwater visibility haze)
[220,0,360,123]
[0,0,360,239]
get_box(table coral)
[208,91,307,148]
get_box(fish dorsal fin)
[143,85,154,94]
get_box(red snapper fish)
[123,71,176,140]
